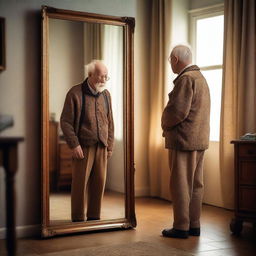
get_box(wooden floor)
[1,197,256,255]
[50,190,125,225]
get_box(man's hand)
[72,145,84,159]
[107,150,112,158]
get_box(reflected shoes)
[87,217,100,221]
[162,228,189,239]
[72,219,85,222]
[72,217,100,222]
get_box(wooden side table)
[230,140,256,235]
[0,137,24,256]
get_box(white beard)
[95,83,106,93]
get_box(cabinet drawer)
[238,144,256,157]
[239,161,256,185]
[57,174,72,187]
[239,187,256,212]
[59,160,72,175]
[59,173,72,181]
[59,143,72,159]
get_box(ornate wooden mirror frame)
[41,5,136,237]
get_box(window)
[190,5,224,141]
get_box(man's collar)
[179,64,193,75]
[173,65,200,84]
[82,78,100,97]
[87,79,98,95]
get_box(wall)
[49,19,84,122]
[171,0,190,46]
[190,0,224,9]
[0,0,136,238]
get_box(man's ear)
[174,55,179,64]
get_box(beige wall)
[49,19,84,122]
[190,0,224,9]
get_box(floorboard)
[0,197,255,255]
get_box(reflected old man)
[161,45,210,238]
[60,60,114,222]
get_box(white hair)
[85,59,105,77]
[171,44,192,64]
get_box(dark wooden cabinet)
[49,121,73,190]
[57,141,73,190]
[230,140,256,235]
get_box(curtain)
[148,0,172,198]
[103,25,125,193]
[220,0,256,208]
[102,25,123,140]
[83,23,104,72]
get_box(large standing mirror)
[41,6,135,237]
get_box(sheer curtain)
[220,0,256,208]
[102,25,123,140]
[148,0,172,198]
[102,25,124,193]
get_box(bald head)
[169,45,192,74]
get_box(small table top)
[0,137,24,144]
[231,140,256,144]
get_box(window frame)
[189,4,224,66]
[189,4,224,142]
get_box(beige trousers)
[71,143,107,221]
[169,149,205,231]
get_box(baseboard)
[106,182,125,193]
[135,186,150,197]
[0,224,41,239]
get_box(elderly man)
[60,60,114,222]
[161,45,210,238]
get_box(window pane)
[196,15,224,66]
[202,69,223,141]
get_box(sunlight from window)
[195,14,224,141]
[202,69,222,141]
[196,15,224,67]
[103,25,123,140]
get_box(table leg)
[3,145,17,256]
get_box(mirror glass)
[48,18,125,225]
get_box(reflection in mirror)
[48,18,125,225]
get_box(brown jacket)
[161,65,210,150]
[60,79,114,152]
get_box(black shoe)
[87,217,100,221]
[162,228,189,239]
[189,227,200,236]
[72,219,85,222]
